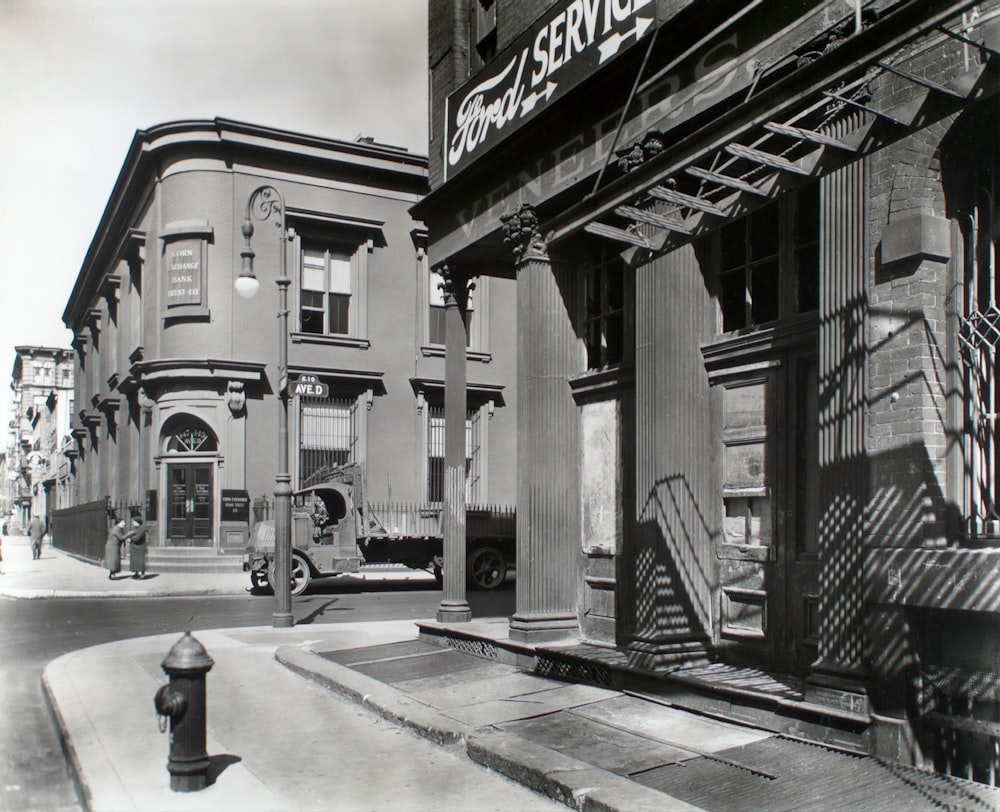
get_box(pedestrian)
[104,518,128,580]
[128,512,148,579]
[27,515,45,560]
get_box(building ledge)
[866,547,1000,613]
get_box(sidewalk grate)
[318,639,441,666]
[632,736,1000,811]
[499,709,700,776]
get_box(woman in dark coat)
[128,515,148,578]
[104,519,128,580]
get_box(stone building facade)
[61,119,517,555]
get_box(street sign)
[292,375,329,398]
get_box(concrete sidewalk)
[13,532,1000,811]
[0,532,434,600]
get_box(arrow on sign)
[520,81,558,116]
[598,16,654,64]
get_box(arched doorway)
[161,416,218,546]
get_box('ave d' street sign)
[292,375,329,398]
[444,0,663,180]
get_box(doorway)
[716,347,819,675]
[167,463,213,545]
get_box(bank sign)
[445,0,662,179]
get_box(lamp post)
[235,185,293,628]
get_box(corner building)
[62,119,516,559]
[418,0,1000,783]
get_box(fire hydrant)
[154,631,215,792]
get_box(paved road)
[1,581,515,811]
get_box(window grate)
[426,406,481,503]
[959,180,1000,536]
[299,397,356,488]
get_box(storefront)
[420,0,1000,781]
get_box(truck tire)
[467,546,507,590]
[268,552,312,596]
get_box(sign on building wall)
[165,239,203,306]
[220,490,250,523]
[444,0,663,179]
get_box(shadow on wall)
[626,474,715,668]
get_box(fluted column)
[807,145,870,707]
[502,205,580,643]
[437,263,474,623]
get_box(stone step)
[144,547,245,574]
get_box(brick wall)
[864,29,987,548]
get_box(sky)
[0,0,428,435]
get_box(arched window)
[164,419,218,454]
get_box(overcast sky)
[0,0,428,433]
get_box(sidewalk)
[0,532,433,600]
[12,533,1000,811]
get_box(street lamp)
[236,185,293,628]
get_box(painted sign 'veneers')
[445,0,660,179]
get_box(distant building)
[8,346,75,528]
[60,118,516,553]
[418,0,1000,786]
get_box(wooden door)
[168,463,213,545]
[716,350,819,675]
[779,352,820,673]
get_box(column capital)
[434,262,476,310]
[614,130,666,174]
[501,203,548,263]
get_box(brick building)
[60,119,516,565]
[418,0,1000,783]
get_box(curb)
[41,664,93,812]
[276,644,472,748]
[0,587,251,600]
[274,646,701,812]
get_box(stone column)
[502,205,580,643]
[436,264,473,623]
[806,150,870,710]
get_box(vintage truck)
[243,465,515,595]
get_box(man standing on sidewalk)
[27,515,45,560]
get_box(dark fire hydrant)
[154,631,215,792]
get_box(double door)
[716,348,818,675]
[168,463,213,545]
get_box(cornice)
[63,117,429,331]
[129,358,267,396]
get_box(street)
[1,578,519,811]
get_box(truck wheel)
[268,553,312,596]
[467,546,507,590]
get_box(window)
[299,397,357,488]
[583,241,626,369]
[428,268,472,347]
[426,406,481,503]
[472,0,497,69]
[718,184,819,332]
[958,144,1000,539]
[166,423,218,453]
[300,242,352,336]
